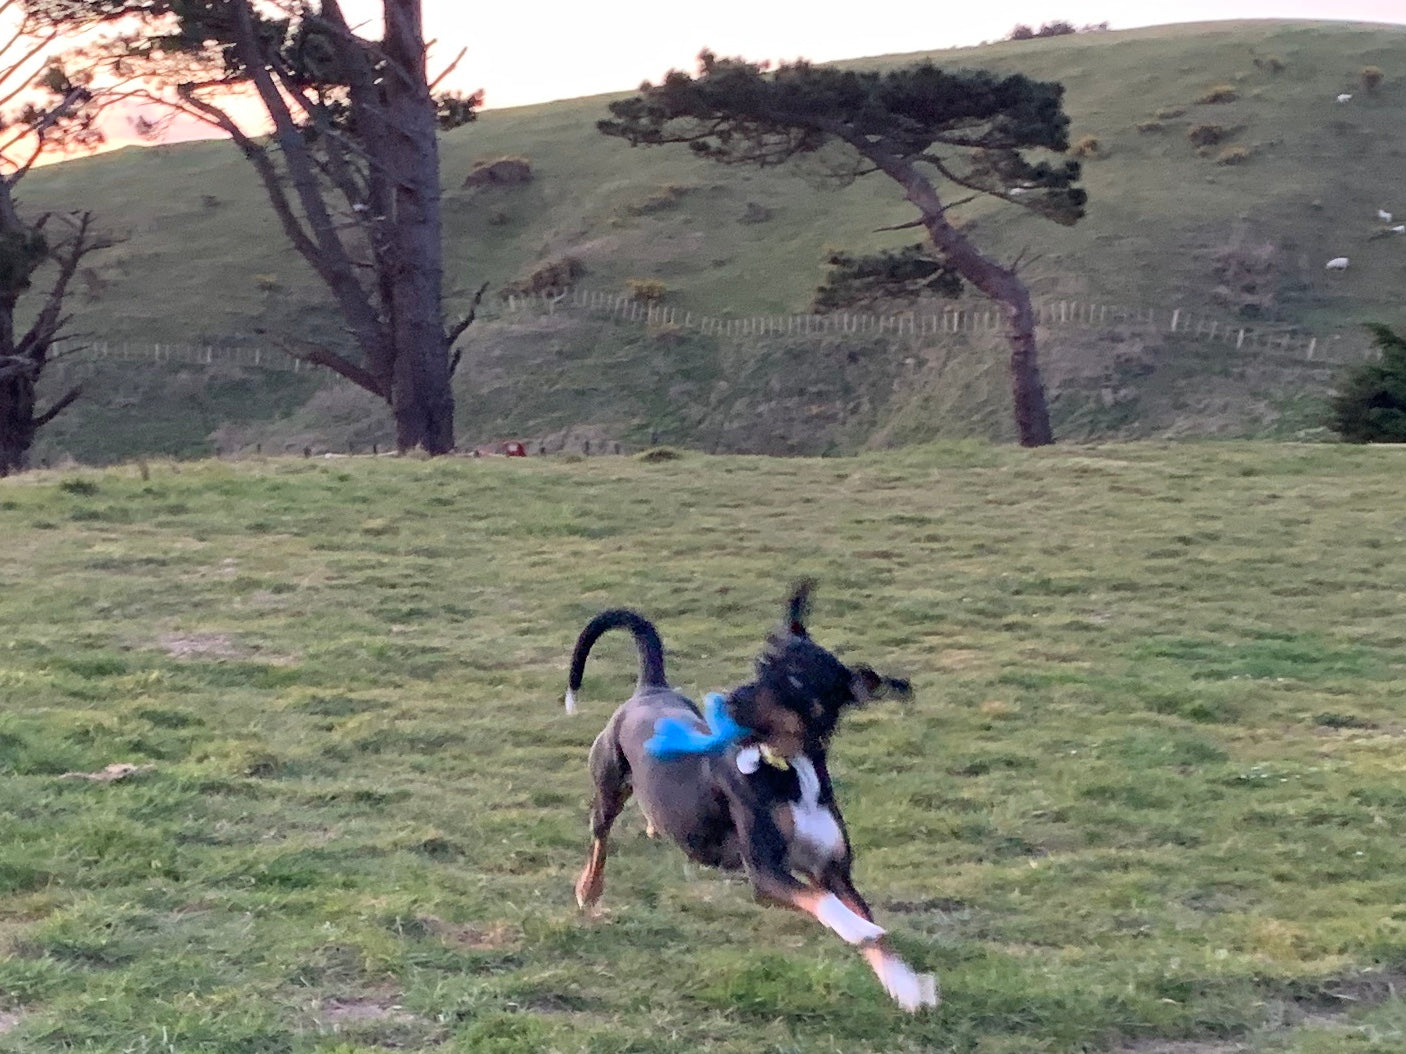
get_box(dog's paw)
[864,946,940,1013]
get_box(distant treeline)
[1007,20,1110,40]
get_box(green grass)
[1,441,1404,1052]
[19,20,1406,462]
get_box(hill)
[20,19,1406,462]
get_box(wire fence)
[42,286,1378,380]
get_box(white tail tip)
[564,688,578,714]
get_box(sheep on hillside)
[1325,257,1350,270]
[1336,93,1353,103]
[1378,209,1393,223]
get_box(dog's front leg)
[728,801,937,1011]
[816,859,940,1013]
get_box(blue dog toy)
[645,692,748,760]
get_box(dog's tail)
[564,609,668,714]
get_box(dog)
[563,582,939,1012]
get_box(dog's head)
[727,580,912,756]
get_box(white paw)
[873,953,940,1012]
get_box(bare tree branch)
[447,281,489,376]
[33,383,81,427]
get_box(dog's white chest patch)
[788,758,845,862]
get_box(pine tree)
[600,52,1087,446]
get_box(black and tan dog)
[563,583,938,1012]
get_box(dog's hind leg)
[575,732,631,909]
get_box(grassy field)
[1,441,1404,1053]
[17,20,1406,460]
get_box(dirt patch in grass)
[60,762,154,782]
[318,995,416,1024]
[157,632,245,658]
[415,915,521,951]
[0,1011,21,1034]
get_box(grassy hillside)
[1,442,1404,1052]
[19,20,1406,460]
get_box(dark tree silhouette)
[35,0,484,454]
[600,52,1087,446]
[1329,324,1406,443]
[0,2,118,475]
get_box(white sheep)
[1393,225,1406,234]
[1378,209,1393,223]
[1337,93,1353,103]
[1325,257,1350,270]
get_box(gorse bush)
[1007,20,1103,40]
[1198,84,1239,104]
[1360,66,1383,92]
[625,278,668,302]
[1187,123,1229,147]
[1329,324,1406,442]
[1216,145,1252,165]
[1070,134,1100,157]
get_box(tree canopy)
[1329,324,1406,443]
[0,0,123,474]
[600,53,1087,446]
[34,0,483,454]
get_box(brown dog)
[564,584,938,1011]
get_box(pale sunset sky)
[424,0,1405,110]
[82,0,1405,151]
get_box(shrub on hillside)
[1187,123,1229,147]
[463,156,533,188]
[501,256,584,298]
[1360,66,1384,93]
[1212,235,1279,317]
[1007,19,1101,40]
[1197,85,1239,104]
[626,184,693,216]
[625,278,668,302]
[1070,135,1100,158]
[1215,145,1252,165]
[1329,324,1406,443]
[1253,55,1286,74]
[1135,120,1164,134]
[1156,106,1187,120]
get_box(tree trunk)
[382,0,454,454]
[0,371,35,476]
[882,157,1055,447]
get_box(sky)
[66,0,1406,152]
[423,0,1406,110]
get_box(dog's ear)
[784,578,816,638]
[851,664,913,704]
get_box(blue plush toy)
[645,692,748,760]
